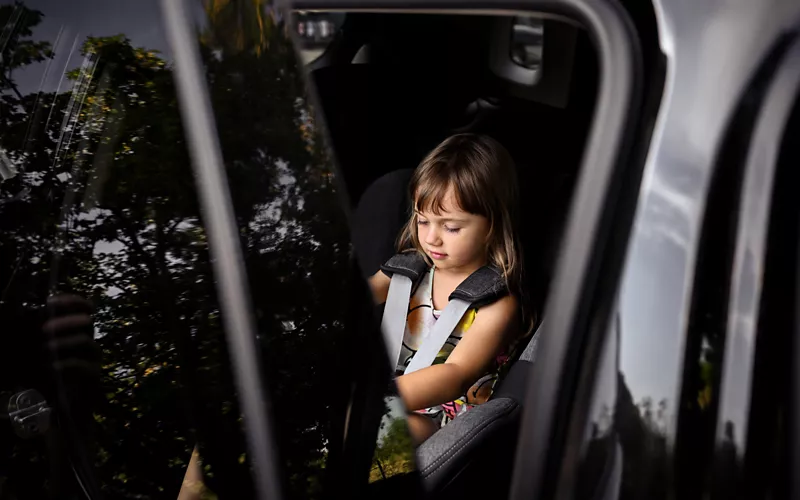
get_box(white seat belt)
[403,298,471,374]
[381,273,472,374]
[380,273,413,370]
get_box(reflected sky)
[618,148,704,416]
[15,0,171,94]
[619,219,687,408]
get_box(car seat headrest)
[352,169,414,279]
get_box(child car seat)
[352,168,542,499]
[416,330,540,498]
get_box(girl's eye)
[444,226,461,234]
[417,219,429,226]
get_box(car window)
[187,2,420,498]
[0,2,202,497]
[0,1,406,498]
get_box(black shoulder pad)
[380,252,430,283]
[450,265,508,308]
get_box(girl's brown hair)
[398,134,532,329]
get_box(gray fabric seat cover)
[416,324,541,491]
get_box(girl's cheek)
[417,226,428,241]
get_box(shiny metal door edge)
[160,1,283,499]
[506,0,641,497]
[715,33,800,467]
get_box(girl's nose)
[424,226,441,245]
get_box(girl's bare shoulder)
[477,293,519,321]
[368,270,391,304]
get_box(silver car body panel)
[617,0,800,443]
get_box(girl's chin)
[432,261,459,271]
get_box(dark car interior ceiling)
[305,12,599,312]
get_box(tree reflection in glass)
[0,1,400,498]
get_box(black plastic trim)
[710,34,800,499]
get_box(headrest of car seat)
[352,169,414,279]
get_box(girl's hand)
[396,294,519,411]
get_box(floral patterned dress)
[396,267,514,427]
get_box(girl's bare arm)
[395,294,518,411]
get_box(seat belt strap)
[404,298,472,374]
[381,274,413,370]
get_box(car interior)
[304,11,598,317]
[296,10,600,499]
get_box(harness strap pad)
[380,252,429,284]
[450,265,508,308]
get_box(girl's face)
[415,188,491,275]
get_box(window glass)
[190,2,417,498]
[1,1,392,498]
[0,1,210,497]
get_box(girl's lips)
[429,251,447,260]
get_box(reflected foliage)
[201,0,275,56]
[370,398,414,483]
[0,1,359,499]
[1,5,215,496]
[616,376,669,500]
[371,419,414,483]
[197,2,353,498]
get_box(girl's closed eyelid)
[417,219,459,232]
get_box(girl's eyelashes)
[417,218,460,233]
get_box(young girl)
[370,133,531,445]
